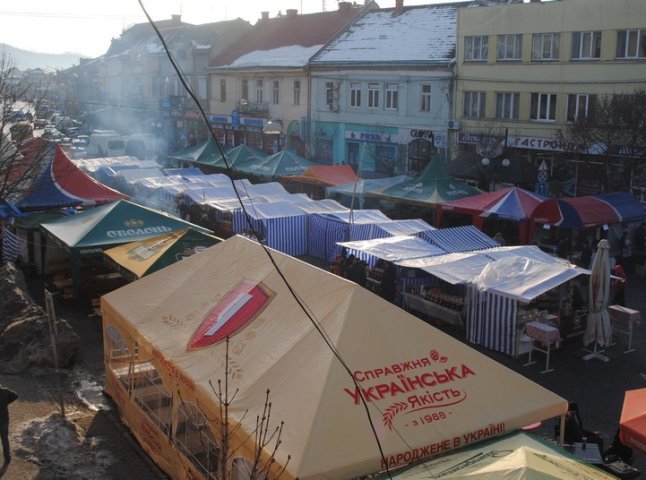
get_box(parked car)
[10,121,34,142]
[33,118,47,129]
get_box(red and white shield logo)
[188,282,273,350]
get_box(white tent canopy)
[102,236,567,480]
[399,245,589,302]
[339,235,446,263]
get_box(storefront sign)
[208,115,231,125]
[459,132,584,153]
[410,129,434,140]
[241,117,265,127]
[345,130,394,143]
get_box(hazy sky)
[0,0,466,58]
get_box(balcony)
[238,99,268,114]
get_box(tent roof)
[101,235,567,480]
[400,245,588,301]
[103,228,220,280]
[240,149,315,178]
[247,201,307,219]
[441,187,549,222]
[339,235,446,263]
[326,175,413,196]
[294,199,349,214]
[420,225,499,253]
[372,219,436,237]
[318,209,391,225]
[41,199,211,250]
[17,146,129,210]
[381,431,615,479]
[225,144,269,170]
[167,138,223,165]
[377,156,481,206]
[533,192,646,229]
[283,164,358,186]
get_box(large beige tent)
[101,235,568,480]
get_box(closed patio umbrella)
[583,238,612,361]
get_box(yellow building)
[453,0,646,197]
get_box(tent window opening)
[132,361,172,436]
[106,325,131,390]
[176,402,220,479]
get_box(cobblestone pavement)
[2,268,645,478]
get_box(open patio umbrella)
[620,388,646,455]
[583,238,612,361]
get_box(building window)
[495,92,520,120]
[272,80,279,104]
[385,83,398,110]
[176,402,219,479]
[571,31,601,60]
[567,94,596,122]
[616,29,646,59]
[532,33,560,60]
[241,79,248,100]
[368,82,380,108]
[350,82,361,108]
[420,84,431,112]
[325,81,335,108]
[531,93,557,121]
[196,77,207,100]
[463,91,486,118]
[497,34,522,61]
[464,36,488,61]
[408,138,434,175]
[293,80,300,105]
[220,79,226,102]
[255,79,263,103]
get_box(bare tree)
[199,337,292,480]
[557,89,646,193]
[0,53,53,204]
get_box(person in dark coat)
[379,261,397,302]
[0,385,18,465]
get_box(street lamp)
[481,156,510,191]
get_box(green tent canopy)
[41,200,212,300]
[167,138,225,167]
[237,149,315,181]
[376,155,482,206]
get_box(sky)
[0,0,467,58]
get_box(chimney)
[260,11,269,21]
[338,1,352,11]
[171,14,181,25]
[395,0,404,12]
[286,8,298,18]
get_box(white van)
[86,131,126,158]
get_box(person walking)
[612,264,627,306]
[0,385,18,466]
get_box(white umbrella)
[583,238,612,361]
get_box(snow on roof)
[221,44,323,68]
[312,5,457,64]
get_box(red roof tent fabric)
[440,187,552,245]
[282,164,358,187]
[441,187,550,222]
[531,193,646,229]
[5,137,49,186]
[52,146,129,204]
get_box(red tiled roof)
[211,8,363,67]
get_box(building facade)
[453,0,646,197]
[310,3,458,177]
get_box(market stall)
[400,246,590,356]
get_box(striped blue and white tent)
[338,235,445,267]
[401,247,589,355]
[246,201,308,256]
[294,199,349,216]
[370,219,436,239]
[308,209,391,262]
[419,225,499,253]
